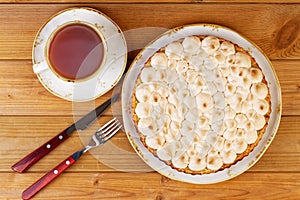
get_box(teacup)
[33,21,107,82]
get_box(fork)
[22,118,122,200]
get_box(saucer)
[32,7,127,102]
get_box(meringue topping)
[244,129,258,144]
[207,155,223,170]
[157,141,178,161]
[172,152,189,168]
[201,36,220,55]
[135,84,152,102]
[234,52,251,68]
[140,67,158,83]
[165,41,184,60]
[134,35,270,173]
[196,92,214,112]
[135,102,153,118]
[145,133,165,150]
[151,52,168,69]
[253,99,269,115]
[213,92,226,109]
[221,149,237,164]
[176,60,189,75]
[219,41,235,56]
[251,113,266,130]
[188,157,206,171]
[138,117,158,136]
[182,36,201,54]
[251,82,268,99]
[224,119,237,131]
[248,67,263,83]
[226,54,235,65]
[235,114,248,129]
[232,138,248,154]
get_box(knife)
[11,94,120,173]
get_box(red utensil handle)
[22,155,76,200]
[11,129,70,173]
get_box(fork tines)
[96,118,122,143]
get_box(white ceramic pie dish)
[122,24,282,184]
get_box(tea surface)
[49,24,104,80]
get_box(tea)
[48,23,105,80]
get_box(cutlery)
[22,118,122,200]
[11,94,119,173]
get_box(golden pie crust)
[131,36,271,174]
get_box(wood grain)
[0,59,298,116]
[0,4,299,60]
[1,116,299,173]
[1,172,299,199]
[0,1,299,199]
[1,0,300,3]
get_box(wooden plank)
[1,0,300,4]
[0,4,299,60]
[0,1,298,200]
[0,59,298,116]
[1,172,300,199]
[0,60,125,116]
[0,115,152,173]
[273,60,300,116]
[1,116,299,173]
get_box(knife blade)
[11,94,120,173]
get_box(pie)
[131,35,271,174]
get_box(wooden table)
[1,1,299,199]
